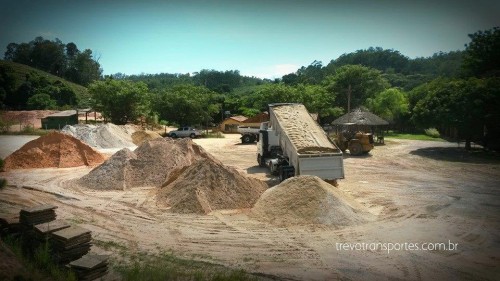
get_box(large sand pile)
[271,104,340,154]
[251,175,372,227]
[157,158,268,214]
[62,123,135,149]
[131,130,162,145]
[78,138,213,190]
[3,132,105,170]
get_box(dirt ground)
[0,134,499,280]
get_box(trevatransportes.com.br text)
[336,240,459,254]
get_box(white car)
[168,127,202,138]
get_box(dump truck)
[237,126,260,143]
[257,103,344,182]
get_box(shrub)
[424,128,440,138]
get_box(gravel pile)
[62,123,135,149]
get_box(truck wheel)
[190,133,196,138]
[242,135,252,143]
[170,133,177,138]
[349,142,363,156]
[257,154,265,167]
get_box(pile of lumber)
[50,225,92,264]
[33,220,71,241]
[0,214,22,236]
[19,205,57,225]
[68,254,109,281]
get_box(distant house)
[241,112,269,128]
[41,110,78,130]
[219,115,247,133]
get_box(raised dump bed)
[258,103,344,181]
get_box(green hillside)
[0,60,90,106]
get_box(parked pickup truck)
[237,126,260,143]
[168,127,202,138]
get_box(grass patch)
[385,131,445,141]
[114,250,259,281]
[94,239,128,251]
[2,235,77,281]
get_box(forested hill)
[112,47,464,94]
[0,60,90,109]
[282,48,464,91]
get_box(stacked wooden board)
[68,254,109,281]
[33,220,71,241]
[50,225,92,264]
[1,204,109,280]
[19,205,57,225]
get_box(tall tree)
[366,88,408,123]
[412,78,499,150]
[89,79,149,125]
[153,84,221,126]
[463,27,500,77]
[324,65,389,112]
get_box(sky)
[1,0,499,79]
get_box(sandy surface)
[1,134,499,280]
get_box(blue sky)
[1,0,499,78]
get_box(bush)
[424,128,441,138]
[0,178,6,189]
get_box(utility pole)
[347,83,351,123]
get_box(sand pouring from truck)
[257,103,344,182]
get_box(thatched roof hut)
[332,108,389,126]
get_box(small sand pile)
[3,132,105,170]
[251,175,372,227]
[131,130,162,145]
[62,123,135,149]
[157,158,268,214]
[78,138,213,190]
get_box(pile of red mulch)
[3,132,105,170]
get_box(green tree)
[325,64,390,112]
[463,27,500,77]
[366,88,409,123]
[66,49,102,86]
[27,93,57,109]
[0,64,16,109]
[89,79,149,125]
[412,78,499,150]
[153,84,221,126]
